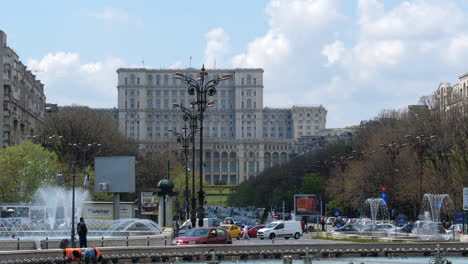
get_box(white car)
[257,221,303,240]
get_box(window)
[147,90,152,96]
[172,90,177,96]
[241,78,244,86]
[155,90,161,96]
[147,75,153,85]
[136,77,140,85]
[164,75,169,85]
[253,78,256,86]
[314,126,319,129]
[156,75,161,85]
[147,99,153,108]
[247,75,251,85]
[163,90,169,96]
[125,78,128,85]
[130,75,135,85]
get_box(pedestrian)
[320,216,326,231]
[242,224,250,240]
[300,219,305,232]
[63,248,83,263]
[84,246,103,264]
[77,217,88,248]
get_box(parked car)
[218,224,242,239]
[240,224,266,238]
[446,224,463,234]
[412,221,444,235]
[326,217,336,225]
[386,224,414,235]
[257,221,302,240]
[171,227,232,245]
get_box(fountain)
[362,198,389,223]
[420,194,454,223]
[0,186,162,239]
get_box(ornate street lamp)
[378,142,407,209]
[331,155,353,215]
[169,124,196,221]
[173,103,199,227]
[174,66,230,227]
[404,134,437,201]
[70,142,101,188]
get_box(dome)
[157,178,174,191]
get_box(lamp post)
[404,134,437,201]
[173,102,199,227]
[70,164,76,248]
[332,156,353,216]
[27,134,63,148]
[174,66,231,227]
[70,142,101,188]
[378,142,407,209]
[169,124,196,221]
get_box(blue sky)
[2,0,468,127]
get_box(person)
[63,248,83,263]
[242,224,250,240]
[84,246,103,264]
[300,219,305,233]
[77,217,88,248]
[320,216,326,231]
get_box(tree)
[301,172,324,194]
[0,141,62,202]
[40,106,138,168]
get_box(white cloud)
[27,52,125,107]
[446,34,468,65]
[85,8,143,26]
[169,61,183,69]
[204,28,230,68]
[231,30,289,68]
[322,40,345,66]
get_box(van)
[257,221,303,240]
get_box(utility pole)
[282,201,285,221]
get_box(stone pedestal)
[158,195,174,227]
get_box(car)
[218,224,242,239]
[257,221,303,240]
[171,227,232,245]
[332,224,364,233]
[412,221,444,235]
[240,224,266,238]
[446,224,463,234]
[326,217,336,225]
[386,224,414,235]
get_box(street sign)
[455,211,464,224]
[396,214,407,225]
[334,209,341,217]
[464,188,468,211]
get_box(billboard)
[141,192,159,215]
[95,156,135,193]
[294,194,319,216]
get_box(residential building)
[436,72,468,111]
[0,30,46,148]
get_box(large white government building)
[116,68,327,184]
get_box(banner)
[294,194,319,216]
[141,192,159,215]
[82,203,134,219]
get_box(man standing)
[77,217,88,248]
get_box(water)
[419,194,454,223]
[362,198,389,223]
[0,186,162,238]
[178,258,464,264]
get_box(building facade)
[116,68,327,184]
[436,72,468,111]
[0,30,46,148]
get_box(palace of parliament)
[109,67,351,185]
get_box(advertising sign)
[294,194,319,216]
[141,192,159,215]
[82,203,134,219]
[464,188,468,211]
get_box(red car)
[171,227,232,245]
[240,225,266,238]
